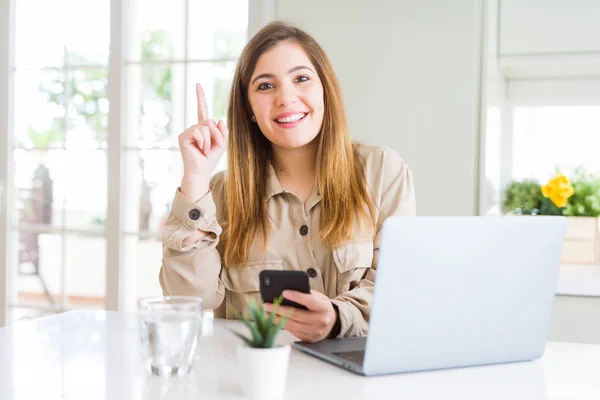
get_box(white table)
[0,310,599,400]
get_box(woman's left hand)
[264,290,337,343]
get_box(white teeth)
[276,113,306,123]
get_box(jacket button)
[188,209,201,220]
[307,268,317,278]
[299,225,308,236]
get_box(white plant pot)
[237,343,291,400]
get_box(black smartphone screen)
[259,270,311,310]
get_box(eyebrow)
[251,65,315,85]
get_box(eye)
[257,82,274,91]
[295,75,309,83]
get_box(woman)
[160,21,416,343]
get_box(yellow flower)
[541,174,574,208]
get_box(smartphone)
[259,270,311,310]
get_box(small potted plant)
[503,170,600,264]
[230,296,291,400]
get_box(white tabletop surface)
[0,310,599,400]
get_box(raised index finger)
[196,83,209,122]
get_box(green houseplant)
[231,296,292,400]
[504,169,600,264]
[230,295,289,348]
[502,180,543,215]
[562,169,600,217]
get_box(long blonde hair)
[224,21,376,265]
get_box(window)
[512,106,600,182]
[11,0,111,321]
[481,78,600,216]
[3,0,249,324]
[121,0,247,306]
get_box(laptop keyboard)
[332,350,365,365]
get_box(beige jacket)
[159,143,416,338]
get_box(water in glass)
[139,296,203,376]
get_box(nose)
[275,81,297,107]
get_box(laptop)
[294,216,567,376]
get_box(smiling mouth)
[274,112,308,124]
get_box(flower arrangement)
[503,168,600,217]
[541,174,574,208]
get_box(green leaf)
[231,296,290,348]
[250,300,267,335]
[264,316,288,349]
[562,169,600,217]
[240,318,263,346]
[539,197,564,216]
[265,294,284,327]
[228,329,256,348]
[231,304,264,347]
[230,305,243,321]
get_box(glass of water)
[138,296,203,377]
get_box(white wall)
[499,0,600,55]
[498,0,600,78]
[549,296,600,345]
[275,0,486,216]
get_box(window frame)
[0,0,16,327]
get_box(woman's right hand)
[178,83,229,201]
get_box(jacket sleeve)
[159,172,227,311]
[330,148,416,337]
